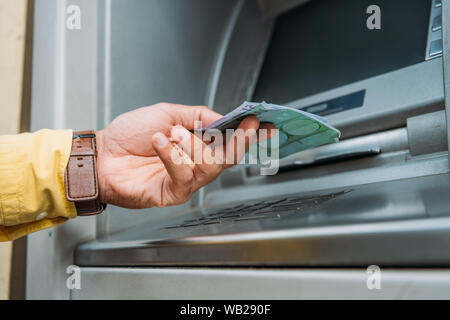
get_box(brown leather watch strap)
[65,130,105,216]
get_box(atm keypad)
[165,191,350,229]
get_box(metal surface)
[443,0,450,163]
[258,0,311,20]
[212,0,275,116]
[426,0,443,60]
[407,110,448,156]
[215,1,445,138]
[430,39,444,57]
[290,147,381,167]
[95,0,238,236]
[27,0,240,299]
[226,120,447,197]
[29,0,450,299]
[286,58,445,139]
[72,267,450,300]
[206,0,245,109]
[252,127,408,175]
[165,191,349,229]
[208,0,446,200]
[27,0,98,299]
[432,15,442,32]
[76,173,450,267]
[76,0,450,271]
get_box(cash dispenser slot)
[278,147,381,172]
[246,110,448,176]
[273,128,406,174]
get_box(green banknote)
[204,101,340,159]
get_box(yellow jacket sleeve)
[0,129,77,241]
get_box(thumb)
[152,132,195,202]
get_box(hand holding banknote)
[205,101,340,159]
[95,101,337,210]
[96,103,270,209]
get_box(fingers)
[171,126,222,186]
[171,126,216,165]
[223,116,259,168]
[239,115,260,132]
[157,103,223,130]
[163,115,265,176]
[258,122,277,141]
[152,132,195,200]
[234,116,260,163]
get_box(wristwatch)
[64,130,106,216]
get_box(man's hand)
[96,103,266,209]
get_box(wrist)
[64,130,106,216]
[95,129,109,205]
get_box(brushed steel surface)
[286,58,445,139]
[29,0,450,299]
[72,267,450,300]
[28,0,240,299]
[443,0,450,162]
[407,110,448,156]
[28,0,99,300]
[258,127,408,175]
[76,173,450,267]
[214,0,445,139]
[96,0,238,236]
[215,151,449,207]
[426,0,443,60]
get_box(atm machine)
[27,0,450,299]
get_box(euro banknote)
[204,101,341,159]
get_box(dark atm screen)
[252,0,431,104]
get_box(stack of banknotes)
[204,101,340,159]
